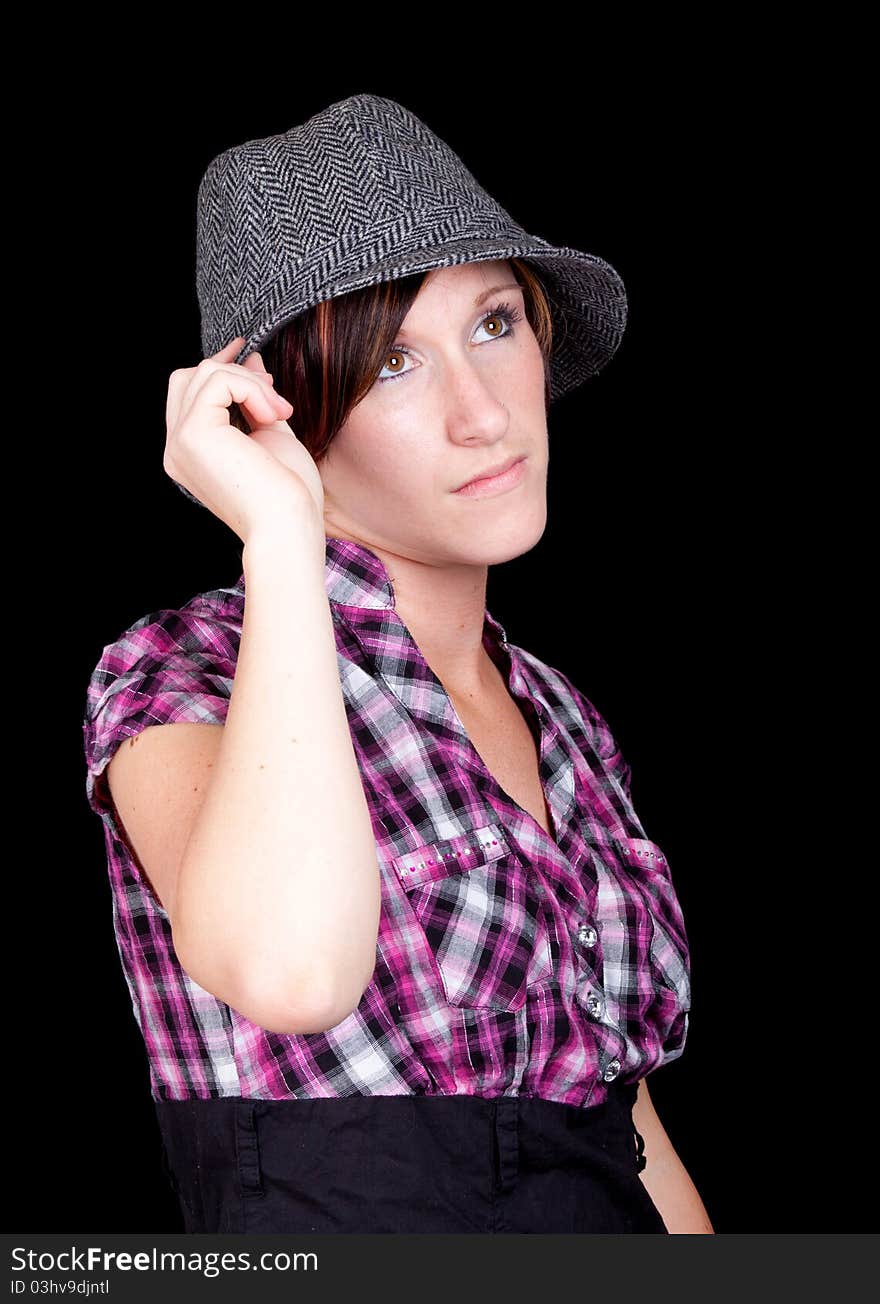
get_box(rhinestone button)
[585,993,604,1019]
[577,923,598,948]
[603,1058,621,1082]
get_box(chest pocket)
[391,822,554,1013]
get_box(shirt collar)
[320,539,577,844]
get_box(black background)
[25,46,862,1237]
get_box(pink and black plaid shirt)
[82,537,691,1107]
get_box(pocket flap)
[613,837,670,870]
[391,823,512,890]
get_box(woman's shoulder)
[512,642,613,738]
[86,573,245,693]
[509,641,631,792]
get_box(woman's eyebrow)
[473,281,522,306]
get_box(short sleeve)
[554,670,633,799]
[82,601,240,819]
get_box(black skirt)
[155,1080,667,1234]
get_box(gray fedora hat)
[179,93,627,504]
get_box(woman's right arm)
[105,340,382,1036]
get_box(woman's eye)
[378,347,412,383]
[376,300,524,385]
[473,304,521,343]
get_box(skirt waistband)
[153,1080,657,1235]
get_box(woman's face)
[319,259,550,570]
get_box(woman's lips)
[452,456,528,499]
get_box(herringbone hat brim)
[180,94,627,506]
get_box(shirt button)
[603,1059,621,1082]
[577,923,597,947]
[585,993,604,1019]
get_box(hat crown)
[196,94,524,357]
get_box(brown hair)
[230,258,554,464]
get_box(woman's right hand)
[164,335,326,544]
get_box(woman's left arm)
[632,1077,715,1233]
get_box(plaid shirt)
[82,537,691,1107]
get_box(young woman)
[81,94,713,1234]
